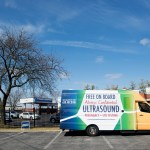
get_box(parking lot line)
[44,130,62,149]
[0,132,24,141]
[102,136,114,149]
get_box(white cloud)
[22,24,45,34]
[47,27,65,34]
[36,1,83,23]
[139,38,150,46]
[88,1,147,31]
[42,40,135,54]
[0,22,45,34]
[105,73,123,79]
[43,40,110,49]
[95,56,104,63]
[126,16,143,29]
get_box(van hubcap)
[89,127,97,135]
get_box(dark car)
[50,113,60,123]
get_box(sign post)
[33,107,35,127]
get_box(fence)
[1,112,60,128]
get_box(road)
[1,131,150,150]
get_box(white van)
[60,90,150,136]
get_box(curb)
[0,127,61,132]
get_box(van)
[60,90,150,136]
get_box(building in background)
[20,97,58,114]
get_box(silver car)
[19,112,40,120]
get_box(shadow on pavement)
[64,130,150,136]
[64,130,87,136]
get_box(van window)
[138,102,150,113]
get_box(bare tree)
[30,88,49,98]
[0,26,67,124]
[110,85,118,90]
[84,84,96,90]
[139,79,146,93]
[129,81,136,90]
[146,80,150,87]
[84,84,91,90]
[7,88,24,110]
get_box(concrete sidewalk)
[0,127,60,132]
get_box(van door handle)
[140,114,143,116]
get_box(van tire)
[86,125,99,136]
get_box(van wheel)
[86,125,99,136]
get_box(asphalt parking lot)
[1,130,150,150]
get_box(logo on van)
[62,99,76,104]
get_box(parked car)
[19,112,40,120]
[50,113,60,123]
[0,112,12,122]
[5,113,12,122]
[5,111,19,118]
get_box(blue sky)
[1,0,150,90]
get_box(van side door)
[136,102,150,130]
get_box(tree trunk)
[3,103,6,125]
[0,102,5,125]
[1,96,7,125]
